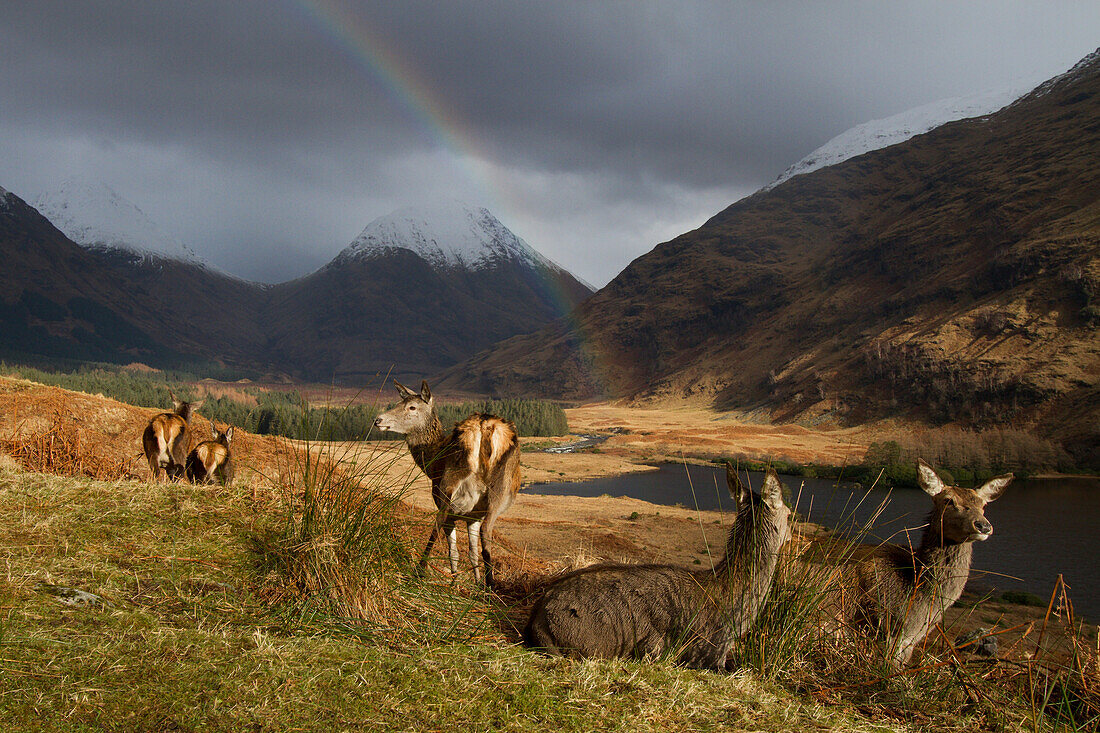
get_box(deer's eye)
[408,405,417,411]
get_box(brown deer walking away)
[142,393,201,481]
[524,465,793,671]
[828,458,1012,669]
[185,421,235,485]
[373,380,520,587]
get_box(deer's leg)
[479,513,501,588]
[148,455,162,481]
[444,519,460,576]
[416,511,452,577]
[467,520,482,584]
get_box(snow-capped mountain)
[335,200,579,280]
[765,86,1031,190]
[34,178,203,264]
[262,200,594,381]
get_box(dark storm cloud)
[1,2,1098,285]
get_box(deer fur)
[373,380,521,587]
[523,465,793,671]
[829,458,1012,668]
[185,421,235,485]
[142,393,201,481]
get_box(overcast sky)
[2,2,1098,286]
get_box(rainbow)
[284,0,617,396]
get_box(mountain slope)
[262,202,593,381]
[766,86,1027,189]
[439,50,1100,463]
[0,188,193,365]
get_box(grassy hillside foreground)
[0,457,901,731]
[0,376,1096,731]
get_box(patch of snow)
[765,86,1031,190]
[34,177,205,266]
[336,200,578,282]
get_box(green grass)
[2,443,1094,732]
[0,457,912,732]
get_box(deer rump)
[142,413,189,479]
[419,413,521,585]
[524,564,735,670]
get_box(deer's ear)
[191,400,204,411]
[209,420,218,436]
[977,473,1012,503]
[917,458,945,497]
[725,462,750,508]
[761,469,785,511]
[224,426,234,443]
[394,381,415,399]
[420,380,432,403]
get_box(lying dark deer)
[831,458,1012,668]
[142,392,201,481]
[373,380,521,587]
[524,464,793,671]
[185,421,235,485]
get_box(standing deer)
[830,458,1012,668]
[142,393,201,481]
[524,464,793,671]
[185,421,235,485]
[373,380,521,587]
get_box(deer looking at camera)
[142,392,201,481]
[829,458,1012,669]
[185,421,235,485]
[373,380,521,587]
[524,465,793,671]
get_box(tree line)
[0,362,569,440]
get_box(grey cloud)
[1,2,1098,286]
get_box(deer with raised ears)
[524,464,793,671]
[833,458,1013,669]
[185,421,235,485]
[142,392,202,481]
[373,380,521,587]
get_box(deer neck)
[405,416,448,476]
[915,525,974,603]
[709,517,784,633]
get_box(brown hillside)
[0,375,286,482]
[439,51,1100,464]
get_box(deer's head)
[917,458,1012,544]
[209,421,234,446]
[374,380,434,435]
[726,463,793,549]
[169,390,202,422]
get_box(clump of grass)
[249,404,496,646]
[251,441,409,624]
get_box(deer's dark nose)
[974,519,992,535]
[373,417,383,427]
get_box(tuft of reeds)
[248,399,496,647]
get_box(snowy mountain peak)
[335,200,564,274]
[34,178,203,265]
[765,85,1031,190]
